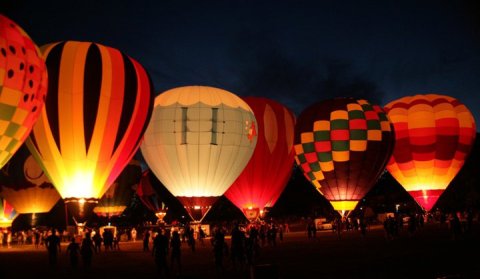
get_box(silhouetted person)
[451,213,462,240]
[231,224,245,270]
[152,230,169,278]
[34,230,41,249]
[81,233,95,268]
[45,228,61,266]
[93,231,102,253]
[170,230,182,275]
[212,227,225,274]
[66,237,80,268]
[143,230,151,251]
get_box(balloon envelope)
[294,98,394,214]
[0,143,60,214]
[26,41,153,222]
[384,94,476,211]
[0,15,47,169]
[225,97,295,221]
[141,86,257,221]
[0,197,18,228]
[136,170,168,221]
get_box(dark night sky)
[2,0,480,123]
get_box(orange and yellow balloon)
[0,15,47,169]
[0,197,17,228]
[384,94,476,211]
[26,41,153,220]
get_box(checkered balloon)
[0,15,47,168]
[294,98,394,213]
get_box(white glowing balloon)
[140,86,257,221]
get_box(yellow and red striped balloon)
[26,41,153,210]
[385,94,476,211]
[0,15,47,168]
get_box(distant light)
[194,205,201,210]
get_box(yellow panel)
[330,110,348,120]
[301,132,314,143]
[320,161,334,172]
[294,144,304,154]
[313,171,324,180]
[154,86,252,111]
[0,87,21,106]
[433,102,453,113]
[13,126,27,140]
[11,108,28,124]
[350,140,367,151]
[434,109,455,119]
[380,121,391,131]
[312,180,321,189]
[347,103,362,111]
[330,200,358,211]
[408,111,435,129]
[0,120,9,134]
[388,113,408,123]
[0,152,8,164]
[0,136,11,150]
[414,160,434,170]
[313,120,330,131]
[332,150,349,162]
[367,130,382,141]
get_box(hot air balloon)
[0,15,47,168]
[137,170,168,223]
[93,159,142,218]
[0,197,17,228]
[294,98,394,216]
[26,41,153,226]
[384,94,476,211]
[0,143,60,225]
[140,86,257,222]
[224,97,295,221]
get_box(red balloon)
[225,97,295,221]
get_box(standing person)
[34,229,41,249]
[278,223,284,242]
[230,224,245,271]
[66,237,80,268]
[212,227,225,274]
[198,226,205,246]
[92,231,102,253]
[131,227,137,242]
[45,228,61,266]
[170,230,182,275]
[143,230,151,251]
[81,232,95,268]
[152,230,170,277]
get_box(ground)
[0,223,478,279]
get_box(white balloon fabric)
[141,86,257,221]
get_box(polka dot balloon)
[0,15,47,168]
